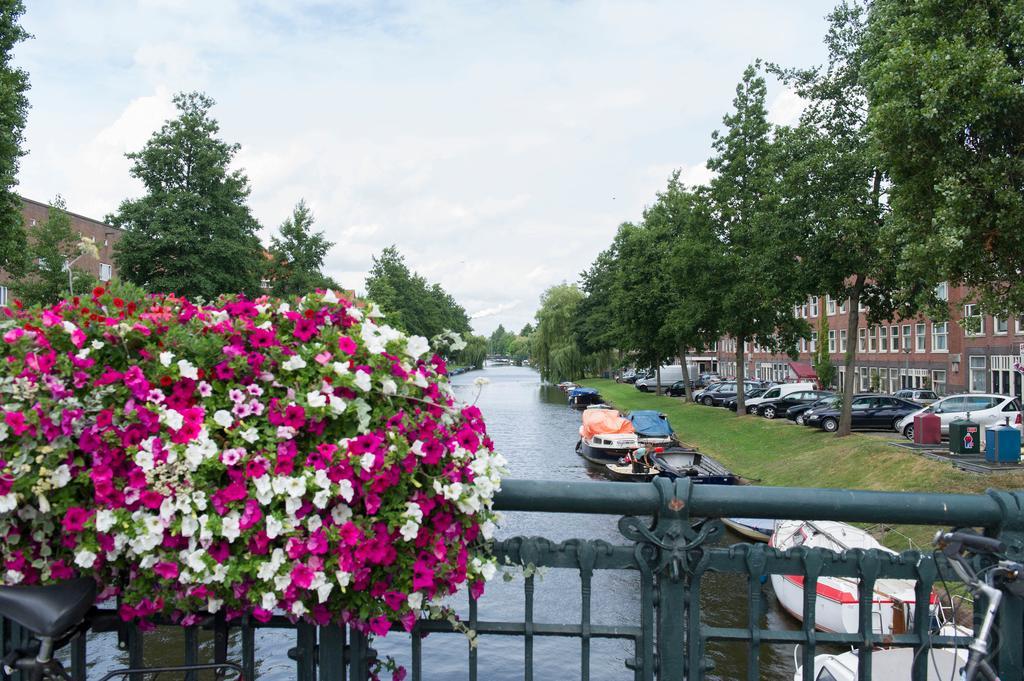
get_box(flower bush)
[0,287,504,636]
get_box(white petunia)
[240,427,259,444]
[291,601,307,617]
[50,465,72,489]
[74,550,97,569]
[381,379,397,395]
[159,351,173,367]
[354,370,372,392]
[221,515,241,542]
[177,359,199,380]
[335,570,352,589]
[322,289,339,304]
[261,592,277,610]
[359,452,376,472]
[283,476,306,498]
[306,391,326,408]
[317,581,334,603]
[480,561,498,581]
[331,504,352,525]
[266,516,283,539]
[282,354,307,371]
[0,493,16,513]
[407,592,423,610]
[399,519,420,542]
[332,361,350,376]
[95,509,115,533]
[405,335,430,359]
[213,410,233,428]
[162,408,184,431]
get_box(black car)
[786,396,838,424]
[804,394,920,433]
[723,388,768,411]
[707,381,764,407]
[666,380,695,397]
[755,390,835,419]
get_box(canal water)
[72,364,802,679]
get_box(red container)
[914,413,941,445]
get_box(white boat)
[770,520,935,636]
[794,642,967,680]
[722,517,774,542]
[576,409,639,465]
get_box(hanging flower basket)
[0,287,504,638]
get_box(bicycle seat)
[0,578,96,638]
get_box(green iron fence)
[4,478,1022,680]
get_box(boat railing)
[4,477,1022,680]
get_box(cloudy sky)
[16,1,828,336]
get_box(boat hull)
[722,517,774,542]
[576,439,635,465]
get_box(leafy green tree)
[454,334,488,370]
[267,200,337,296]
[772,2,902,435]
[508,334,531,364]
[518,323,533,336]
[12,197,97,305]
[364,246,470,339]
[532,283,587,382]
[812,313,835,389]
[866,0,1024,315]
[488,324,513,356]
[109,92,265,300]
[574,241,626,377]
[0,0,28,277]
[707,64,807,415]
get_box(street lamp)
[64,236,99,299]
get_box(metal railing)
[3,478,1022,680]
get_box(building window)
[969,356,987,393]
[839,329,848,353]
[810,331,817,353]
[0,285,6,306]
[916,322,927,352]
[902,324,912,352]
[890,325,899,352]
[826,295,836,316]
[859,367,869,392]
[801,302,808,318]
[935,282,948,301]
[810,297,819,317]
[889,368,900,394]
[964,304,984,336]
[99,263,112,282]
[1017,316,1024,335]
[261,278,271,290]
[840,299,847,314]
[799,338,806,353]
[995,317,1008,335]
[878,326,888,352]
[868,327,877,352]
[932,370,947,395]
[932,322,948,351]
[858,328,866,352]
[828,330,836,353]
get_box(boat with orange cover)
[575,408,639,464]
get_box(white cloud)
[471,301,520,319]
[768,87,808,127]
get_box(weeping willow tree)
[532,284,588,382]
[453,334,488,370]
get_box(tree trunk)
[655,366,662,395]
[679,347,694,402]
[838,276,865,437]
[735,339,747,416]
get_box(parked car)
[892,389,940,406]
[742,382,818,414]
[666,380,696,397]
[755,390,835,419]
[692,382,729,404]
[895,393,1023,440]
[805,395,920,433]
[723,388,768,411]
[708,382,765,407]
[787,396,839,425]
[695,372,721,388]
[617,370,639,384]
[635,365,687,392]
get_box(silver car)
[892,389,939,406]
[896,393,1023,440]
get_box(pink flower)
[293,318,318,342]
[368,616,391,636]
[290,564,315,589]
[62,507,91,533]
[4,411,33,436]
[337,336,357,354]
[153,562,179,580]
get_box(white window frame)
[890,325,899,352]
[858,328,866,352]
[1017,316,1024,335]
[810,331,817,353]
[915,322,926,352]
[935,282,948,301]
[868,327,877,353]
[828,330,836,353]
[964,304,984,336]
[810,297,819,318]
[932,369,947,395]
[826,295,836,316]
[0,285,7,306]
[840,300,847,314]
[969,355,987,393]
[932,321,949,352]
[994,317,1008,335]
[879,326,888,352]
[839,329,848,353]
[902,324,911,352]
[99,263,112,282]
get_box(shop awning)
[788,362,818,380]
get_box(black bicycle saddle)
[0,578,96,638]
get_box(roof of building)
[788,361,818,379]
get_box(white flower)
[322,289,339,304]
[306,391,327,408]
[277,302,291,314]
[406,335,430,359]
[50,465,72,489]
[5,569,23,584]
[381,379,397,395]
[291,601,307,617]
[474,377,490,387]
[276,426,296,440]
[74,550,97,569]
[400,520,420,542]
[331,504,352,525]
[197,382,213,398]
[449,333,467,351]
[266,516,283,539]
[332,361,350,376]
[353,370,372,392]
[480,560,498,581]
[407,592,423,610]
[37,495,50,513]
[177,359,198,380]
[159,351,173,367]
[359,452,376,472]
[134,449,154,472]
[207,598,223,613]
[282,354,307,371]
[317,581,334,603]
[347,306,363,321]
[261,592,277,610]
[91,340,105,350]
[283,477,306,498]
[240,427,259,444]
[95,509,115,533]
[313,490,331,509]
[213,410,233,428]
[0,493,16,513]
[221,515,241,542]
[181,516,199,537]
[335,570,352,589]
[162,408,184,431]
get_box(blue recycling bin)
[985,423,1022,463]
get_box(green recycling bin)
[949,416,981,455]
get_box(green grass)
[580,379,1024,547]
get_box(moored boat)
[576,408,639,464]
[722,517,774,542]
[627,410,679,448]
[648,446,738,485]
[567,387,603,409]
[770,520,936,636]
[793,631,968,681]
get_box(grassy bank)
[580,379,1024,546]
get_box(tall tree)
[532,284,587,382]
[267,199,337,296]
[707,64,807,416]
[488,324,513,356]
[574,241,625,377]
[772,2,901,435]
[109,92,265,300]
[0,0,29,276]
[866,0,1024,315]
[364,246,470,339]
[12,197,97,306]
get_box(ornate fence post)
[989,490,1024,679]
[619,477,722,681]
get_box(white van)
[635,364,687,392]
[743,382,817,413]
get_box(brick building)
[0,197,122,306]
[704,284,1024,401]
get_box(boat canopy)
[568,387,600,397]
[628,410,673,437]
[580,409,635,439]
